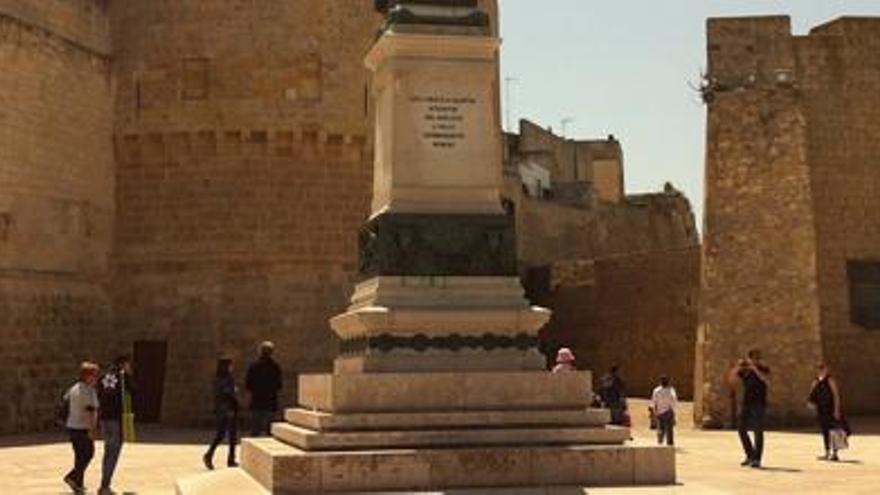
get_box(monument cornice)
[365,31,499,72]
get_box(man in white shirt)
[651,376,677,446]
[64,362,100,493]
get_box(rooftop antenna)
[561,117,574,138]
[504,76,519,132]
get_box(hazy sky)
[498,1,880,230]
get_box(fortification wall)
[503,175,597,268]
[0,1,113,432]
[501,153,688,274]
[594,191,697,257]
[541,246,699,400]
[109,0,380,425]
[508,167,699,398]
[799,19,880,413]
[0,0,110,53]
[697,17,823,427]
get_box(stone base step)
[285,407,611,431]
[299,371,593,413]
[272,422,629,451]
[240,437,675,493]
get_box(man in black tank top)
[728,349,771,468]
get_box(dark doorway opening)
[133,340,168,423]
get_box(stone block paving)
[1,402,879,494]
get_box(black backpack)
[54,387,71,429]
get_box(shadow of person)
[754,466,803,473]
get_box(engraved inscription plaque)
[411,95,477,149]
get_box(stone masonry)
[502,121,700,399]
[109,0,381,424]
[698,16,880,427]
[0,0,114,432]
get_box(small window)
[181,58,210,100]
[848,260,880,329]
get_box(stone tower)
[698,16,880,426]
[0,0,114,431]
[798,18,880,415]
[697,17,824,427]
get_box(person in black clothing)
[245,341,283,436]
[97,355,134,494]
[203,358,239,470]
[808,362,848,461]
[599,365,627,426]
[728,349,771,468]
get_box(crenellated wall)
[109,0,381,425]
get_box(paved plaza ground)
[1,401,878,494]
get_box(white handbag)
[830,428,849,451]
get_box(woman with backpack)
[203,357,240,469]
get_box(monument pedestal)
[240,440,673,494]
[332,276,548,373]
[230,371,671,494]
[177,3,674,492]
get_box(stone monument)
[178,2,675,492]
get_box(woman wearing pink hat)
[552,347,576,372]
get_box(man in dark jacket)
[97,355,133,494]
[599,365,627,425]
[245,341,283,436]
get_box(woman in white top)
[651,376,677,446]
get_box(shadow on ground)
[0,424,215,448]
[339,490,588,495]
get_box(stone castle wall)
[698,17,824,427]
[798,19,880,413]
[0,0,114,432]
[593,192,696,256]
[0,0,110,53]
[541,246,700,400]
[504,169,700,398]
[698,16,880,426]
[109,0,380,424]
[503,175,596,267]
[0,0,506,430]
